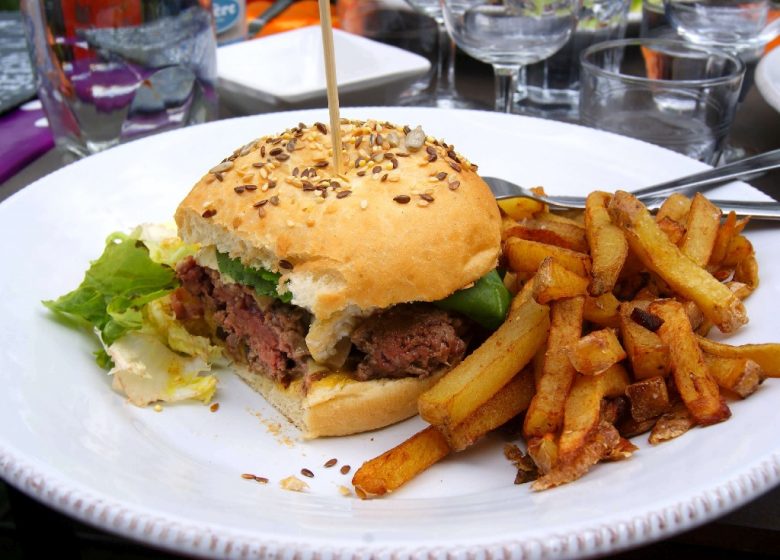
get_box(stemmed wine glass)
[405,0,472,107]
[441,0,579,113]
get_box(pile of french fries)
[352,189,780,498]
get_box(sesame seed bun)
[174,119,501,437]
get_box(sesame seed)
[448,180,461,190]
[324,458,338,468]
[210,161,234,173]
[214,172,223,182]
[270,195,280,206]
[315,161,329,168]
[417,200,430,207]
[381,173,388,182]
[253,199,268,207]
[210,402,220,412]
[257,207,267,218]
[255,477,269,484]
[241,473,256,480]
[275,153,290,162]
[357,171,366,177]
[315,122,328,135]
[436,172,447,181]
[427,153,437,162]
[420,193,434,202]
[286,219,295,227]
[244,184,257,191]
[252,162,265,168]
[337,190,351,199]
[234,186,245,193]
[268,179,277,189]
[360,199,368,209]
[279,260,293,270]
[292,167,299,176]
[393,195,411,204]
[372,165,382,175]
[261,146,266,157]
[340,465,351,475]
[449,161,462,172]
[301,468,314,478]
[202,209,217,218]
[286,140,296,152]
[395,152,409,157]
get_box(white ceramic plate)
[1,107,778,560]
[756,47,780,113]
[217,27,430,113]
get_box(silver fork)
[483,148,780,220]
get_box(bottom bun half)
[232,366,445,439]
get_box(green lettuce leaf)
[435,269,511,330]
[43,231,179,353]
[216,251,292,303]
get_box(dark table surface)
[2,8,780,560]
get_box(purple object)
[0,103,54,184]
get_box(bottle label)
[213,0,242,35]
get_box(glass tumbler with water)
[579,38,745,164]
[21,0,218,158]
[523,0,630,117]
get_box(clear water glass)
[404,0,473,108]
[523,0,630,118]
[20,0,218,159]
[580,38,745,164]
[664,0,779,53]
[442,0,578,113]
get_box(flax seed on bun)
[174,119,502,437]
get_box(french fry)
[649,402,694,444]
[680,193,722,267]
[418,298,550,430]
[504,218,588,253]
[583,292,621,328]
[526,434,558,475]
[533,421,621,491]
[354,368,538,498]
[585,191,628,296]
[649,299,731,425]
[656,216,686,245]
[709,211,747,268]
[352,426,451,498]
[609,191,747,333]
[567,328,627,376]
[498,197,546,221]
[619,301,671,380]
[557,363,630,459]
[504,237,591,280]
[733,253,759,293]
[697,336,780,377]
[625,376,671,421]
[523,296,584,438]
[704,355,765,398]
[445,367,536,451]
[655,192,691,223]
[532,257,590,304]
[722,234,754,268]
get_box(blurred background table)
[1,2,780,559]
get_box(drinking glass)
[20,0,218,159]
[664,0,780,53]
[580,38,745,164]
[405,0,470,108]
[441,0,579,113]
[523,0,630,118]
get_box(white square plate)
[217,26,431,112]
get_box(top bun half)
[175,119,501,320]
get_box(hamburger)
[171,119,505,437]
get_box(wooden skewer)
[318,0,343,175]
